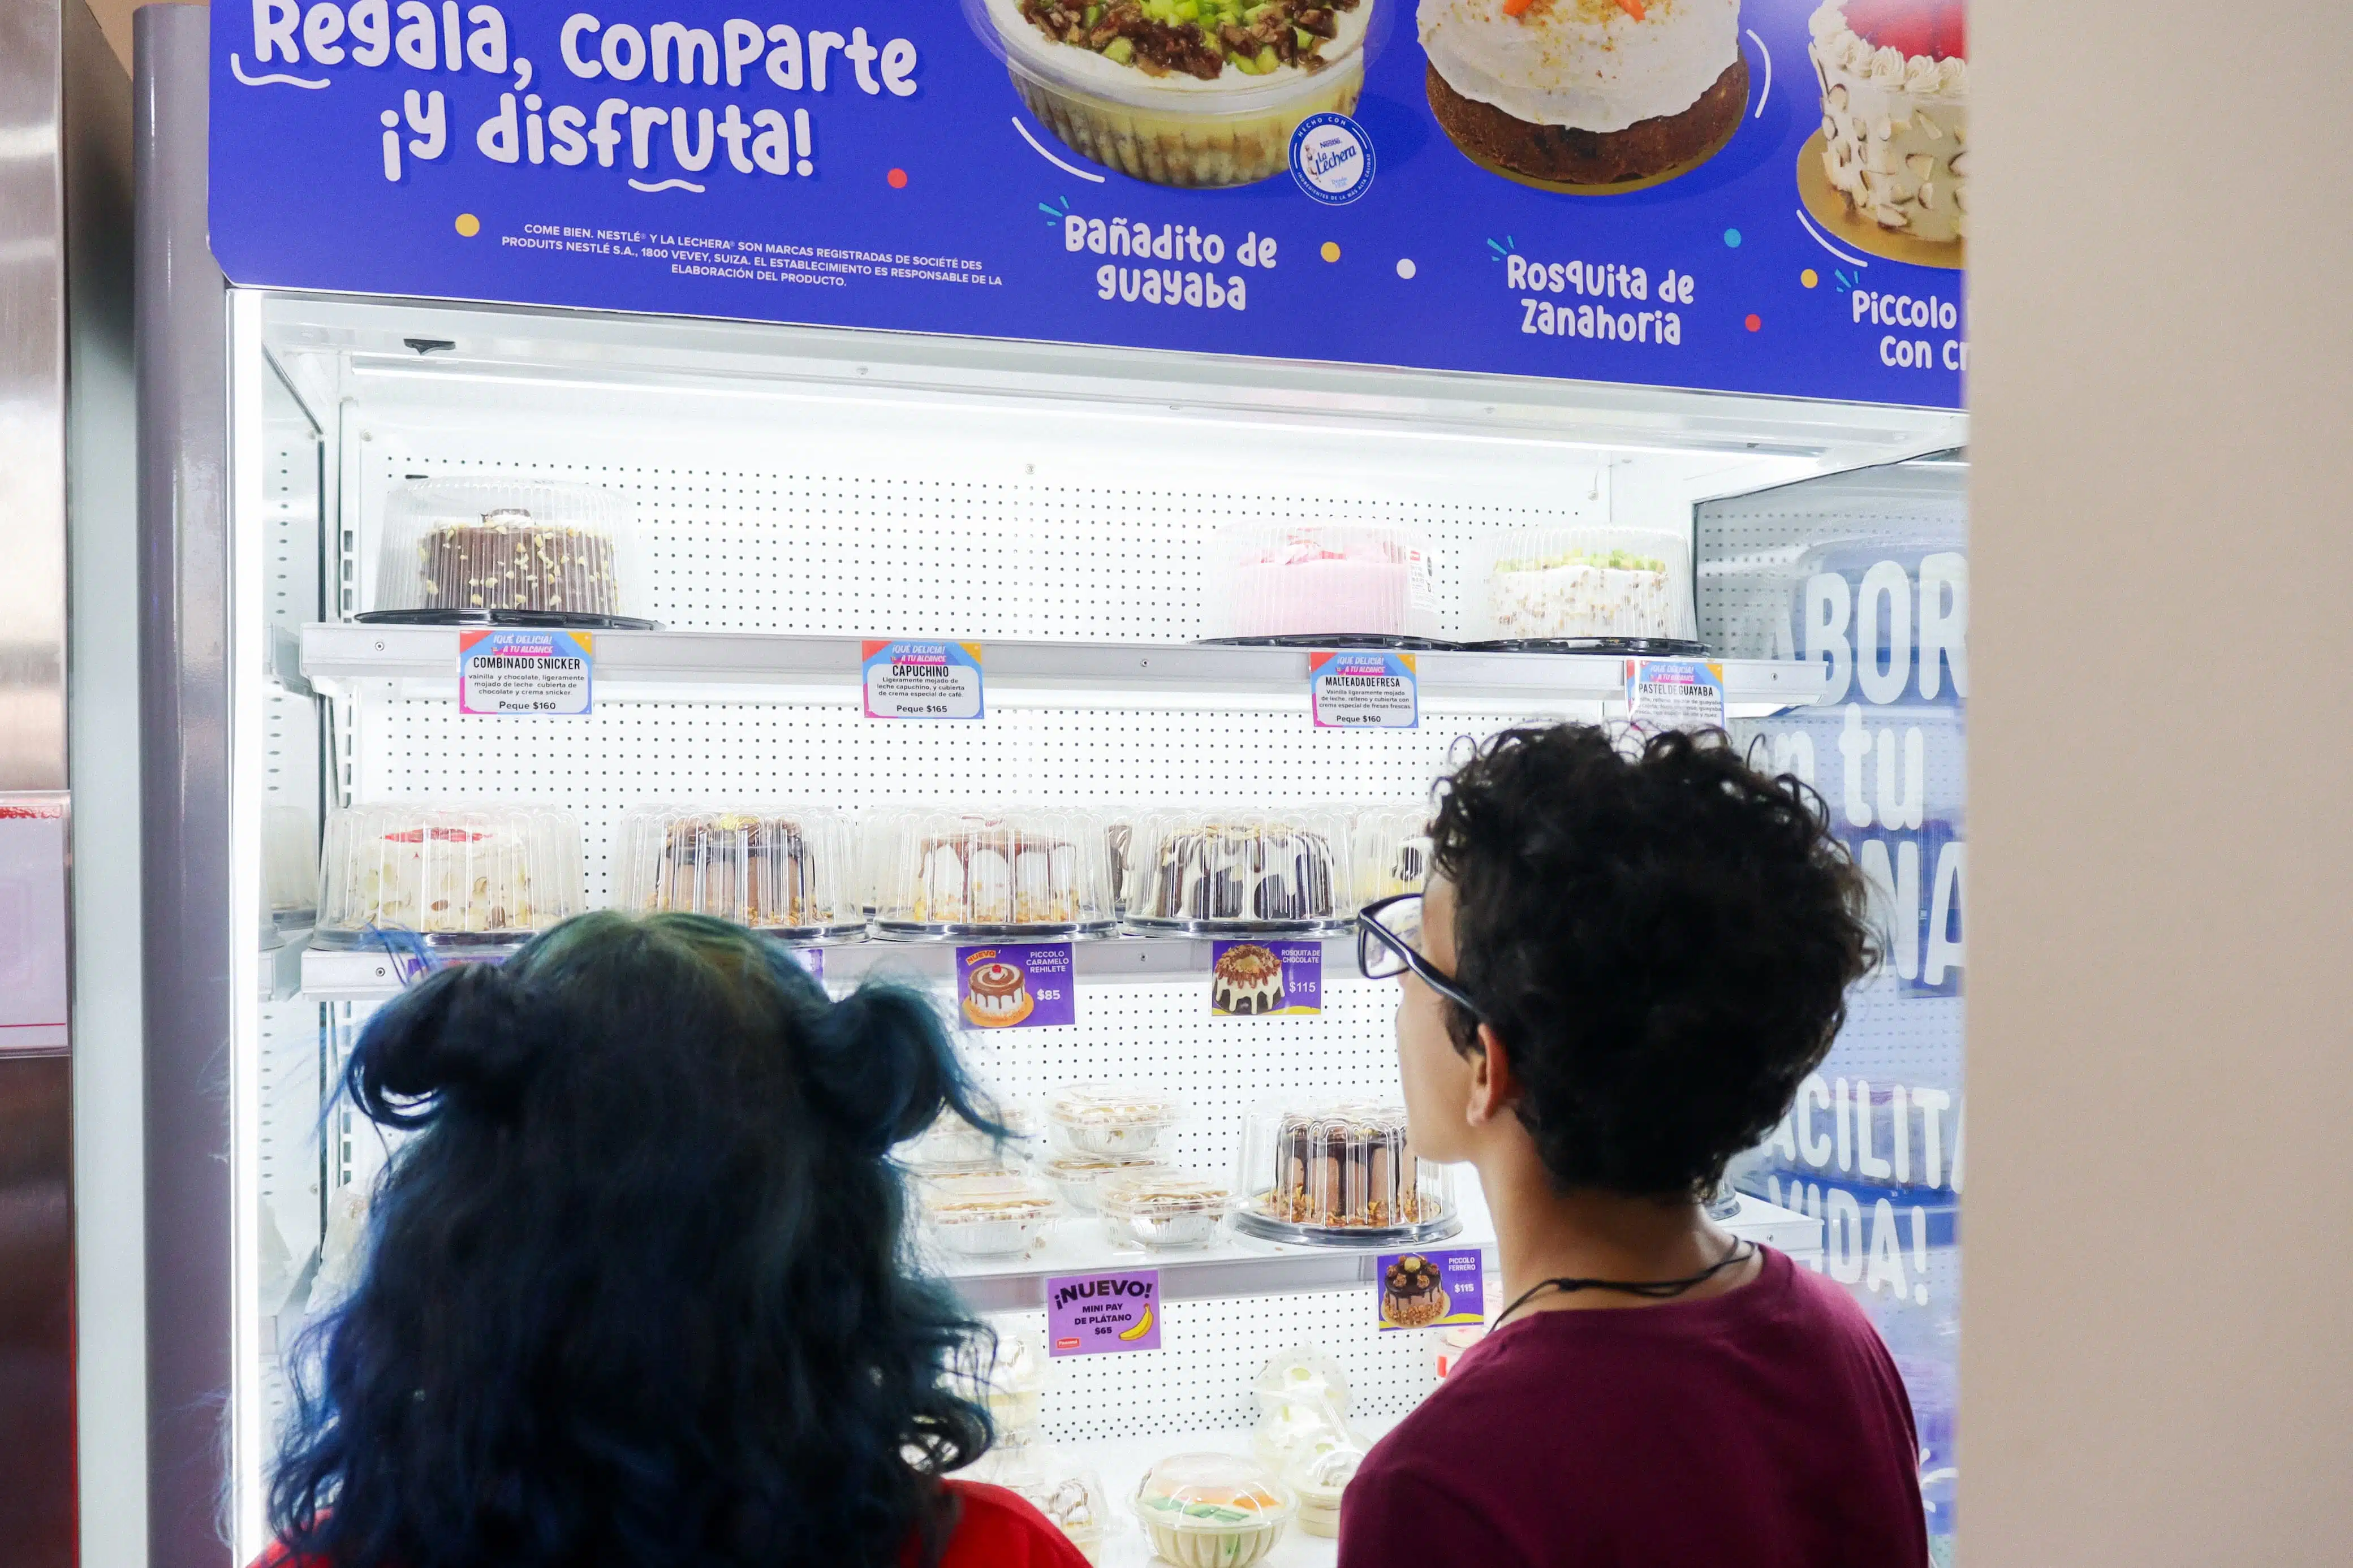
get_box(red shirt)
[1339,1248,1927,1568]
[258,1480,1087,1568]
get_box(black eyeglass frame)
[1356,892,1485,1022]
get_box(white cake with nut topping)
[1808,0,1967,245]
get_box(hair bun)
[348,962,542,1129]
[809,985,988,1153]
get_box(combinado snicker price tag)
[458,628,592,715]
[863,640,984,720]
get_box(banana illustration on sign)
[1118,1301,1156,1342]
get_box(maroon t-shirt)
[1339,1248,1927,1568]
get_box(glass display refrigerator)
[136,1,1968,1562]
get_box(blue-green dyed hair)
[270,912,1003,1568]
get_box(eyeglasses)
[1356,893,1483,1021]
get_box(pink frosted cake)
[1218,525,1436,640]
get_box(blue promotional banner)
[210,0,1966,405]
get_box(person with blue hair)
[261,910,1087,1568]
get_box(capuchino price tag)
[863,640,983,720]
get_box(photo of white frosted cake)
[1808,0,1967,244]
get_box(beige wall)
[89,0,146,69]
[1967,1,2353,1563]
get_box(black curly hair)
[1428,724,1876,1200]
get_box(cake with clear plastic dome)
[368,478,646,625]
[613,805,861,940]
[1124,808,1353,935]
[314,802,584,950]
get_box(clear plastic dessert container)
[1040,1153,1175,1213]
[969,1444,1113,1565]
[1470,525,1696,645]
[950,1328,1048,1439]
[1098,1174,1232,1252]
[1121,807,1355,935]
[1349,805,1433,904]
[867,807,1119,939]
[1230,1100,1460,1246]
[263,801,317,939]
[899,1100,1040,1174]
[1048,1082,1183,1157]
[610,804,864,941]
[1287,1441,1365,1539]
[919,1172,1060,1257]
[966,0,1376,190]
[314,801,586,952]
[366,477,649,627]
[1208,523,1438,642]
[1251,1347,1352,1475]
[1131,1452,1294,1568]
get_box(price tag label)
[1209,939,1322,1017]
[458,629,593,715]
[1311,650,1418,729]
[954,941,1075,1029]
[863,640,984,720]
[1047,1269,1161,1355]
[791,947,825,985]
[1377,1247,1486,1331]
[1624,658,1727,734]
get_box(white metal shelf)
[299,934,1362,1003]
[938,1191,1818,1315]
[291,623,1827,716]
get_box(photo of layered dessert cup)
[976,0,1374,187]
[1212,942,1288,1014]
[1380,1252,1450,1326]
[963,959,1037,1027]
[1418,0,1746,192]
[1801,0,1966,264]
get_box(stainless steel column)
[136,6,232,1567]
[2,1,132,1566]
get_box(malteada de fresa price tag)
[458,629,592,715]
[863,640,983,720]
[1311,650,1417,728]
[1046,1269,1161,1355]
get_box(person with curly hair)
[1341,725,1925,1567]
[260,911,1088,1568]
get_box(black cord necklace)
[1491,1238,1759,1329]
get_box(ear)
[1465,1022,1516,1126]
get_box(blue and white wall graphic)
[212,0,1963,407]
[1703,457,1966,1566]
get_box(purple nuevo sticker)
[1377,1247,1486,1331]
[954,941,1075,1029]
[1046,1269,1161,1356]
[1209,939,1322,1017]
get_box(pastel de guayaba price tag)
[863,640,983,720]
[458,628,592,715]
[1046,1269,1161,1356]
[1624,658,1726,734]
[1310,650,1417,729]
